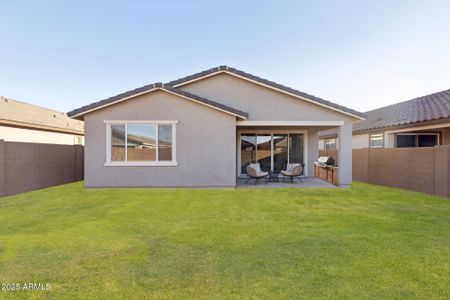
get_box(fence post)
[0,140,5,197]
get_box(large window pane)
[257,135,271,172]
[418,135,438,147]
[289,134,304,164]
[241,135,256,174]
[158,125,173,161]
[396,135,416,148]
[127,124,156,161]
[273,134,288,171]
[111,125,125,161]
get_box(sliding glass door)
[240,132,304,175]
[240,134,256,174]
[256,135,272,171]
[273,134,288,171]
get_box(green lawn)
[0,183,449,299]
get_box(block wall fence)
[320,146,450,198]
[0,140,83,197]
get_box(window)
[370,134,384,148]
[324,138,336,150]
[396,133,438,148]
[105,121,177,166]
[396,134,416,148]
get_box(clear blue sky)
[1,0,449,113]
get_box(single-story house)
[0,96,84,145]
[68,66,365,188]
[319,89,450,150]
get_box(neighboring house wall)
[352,133,369,149]
[318,139,325,150]
[84,90,237,187]
[0,125,83,145]
[443,127,450,144]
[320,125,450,149]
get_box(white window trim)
[395,132,439,148]
[369,133,384,148]
[104,120,178,167]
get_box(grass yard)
[0,182,449,299]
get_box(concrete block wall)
[0,140,84,197]
[321,146,450,198]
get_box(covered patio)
[236,121,353,188]
[236,176,336,188]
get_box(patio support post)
[338,121,352,188]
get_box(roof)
[0,96,84,134]
[166,66,366,120]
[320,89,450,137]
[67,82,248,119]
[68,66,365,121]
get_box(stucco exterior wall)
[352,133,369,149]
[179,73,355,122]
[307,128,320,177]
[0,125,83,145]
[178,73,355,186]
[318,139,325,150]
[84,90,237,187]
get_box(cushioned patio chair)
[281,163,304,184]
[246,163,269,185]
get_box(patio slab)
[236,176,337,188]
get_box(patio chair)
[246,163,269,185]
[281,163,304,184]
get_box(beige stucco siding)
[0,125,83,145]
[352,134,369,149]
[84,90,237,187]
[179,73,355,122]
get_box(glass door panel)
[240,134,256,174]
[239,133,305,175]
[273,134,288,171]
[289,134,304,164]
[256,135,272,172]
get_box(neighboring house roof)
[320,89,450,138]
[68,82,248,119]
[0,96,84,134]
[166,66,366,120]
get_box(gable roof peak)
[166,66,366,120]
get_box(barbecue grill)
[314,156,335,167]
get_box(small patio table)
[266,170,280,183]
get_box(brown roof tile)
[320,89,450,137]
[0,96,84,134]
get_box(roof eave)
[68,85,248,120]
